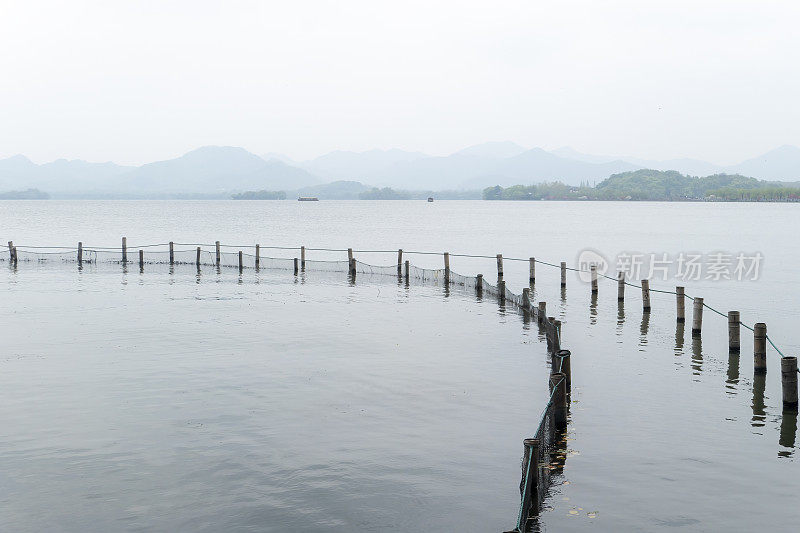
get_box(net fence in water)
[3,242,567,529]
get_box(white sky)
[1,0,798,165]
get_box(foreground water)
[1,200,798,531]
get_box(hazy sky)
[1,1,798,165]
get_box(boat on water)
[298,197,319,202]
[427,197,434,202]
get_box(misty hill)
[294,180,370,200]
[0,187,50,199]
[120,146,320,193]
[301,149,428,181]
[0,155,132,193]
[728,145,800,180]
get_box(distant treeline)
[231,190,287,200]
[0,188,50,199]
[358,187,481,200]
[483,170,800,201]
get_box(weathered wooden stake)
[11,246,16,264]
[498,279,506,303]
[676,286,685,322]
[301,246,305,269]
[347,248,353,263]
[641,279,651,311]
[520,438,540,519]
[7,241,13,262]
[546,316,556,352]
[691,297,704,337]
[554,320,562,353]
[590,265,598,293]
[537,301,546,324]
[549,373,568,431]
[529,257,535,283]
[397,249,403,276]
[781,357,798,409]
[404,260,409,281]
[255,244,260,269]
[443,252,450,274]
[557,349,572,394]
[754,322,767,374]
[138,249,144,269]
[349,257,356,279]
[169,242,174,265]
[522,288,531,309]
[496,254,503,278]
[215,241,221,266]
[476,273,483,295]
[196,247,201,266]
[728,311,741,354]
[294,257,299,275]
[238,251,243,272]
[560,261,567,287]
[121,237,127,263]
[77,242,83,265]
[617,271,625,301]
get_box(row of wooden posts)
[6,238,797,411]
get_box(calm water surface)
[1,200,798,531]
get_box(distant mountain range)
[1,143,800,197]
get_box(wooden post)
[553,320,562,353]
[557,349,571,394]
[121,237,127,263]
[294,257,299,275]
[196,247,201,267]
[728,311,741,354]
[476,273,483,295]
[520,438,540,520]
[549,373,568,431]
[349,257,356,279]
[537,301,546,324]
[301,246,305,269]
[169,242,174,265]
[691,297,703,337]
[498,279,506,303]
[347,248,353,263]
[443,252,450,274]
[404,260,409,281]
[11,246,16,264]
[617,271,625,301]
[676,286,685,322]
[397,249,403,276]
[560,261,567,287]
[547,316,556,352]
[529,257,535,283]
[590,265,598,293]
[215,241,220,266]
[641,279,651,311]
[238,251,243,272]
[7,241,12,262]
[496,254,503,278]
[522,288,531,309]
[255,244,260,269]
[754,322,767,374]
[77,242,83,265]
[138,249,144,269]
[781,357,798,409]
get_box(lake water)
[1,200,798,532]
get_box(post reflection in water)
[751,373,767,428]
[779,409,797,457]
[639,311,650,347]
[725,354,740,394]
[674,321,685,356]
[589,292,598,325]
[691,336,703,376]
[616,300,625,335]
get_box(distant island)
[0,188,50,199]
[483,170,800,202]
[231,190,286,200]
